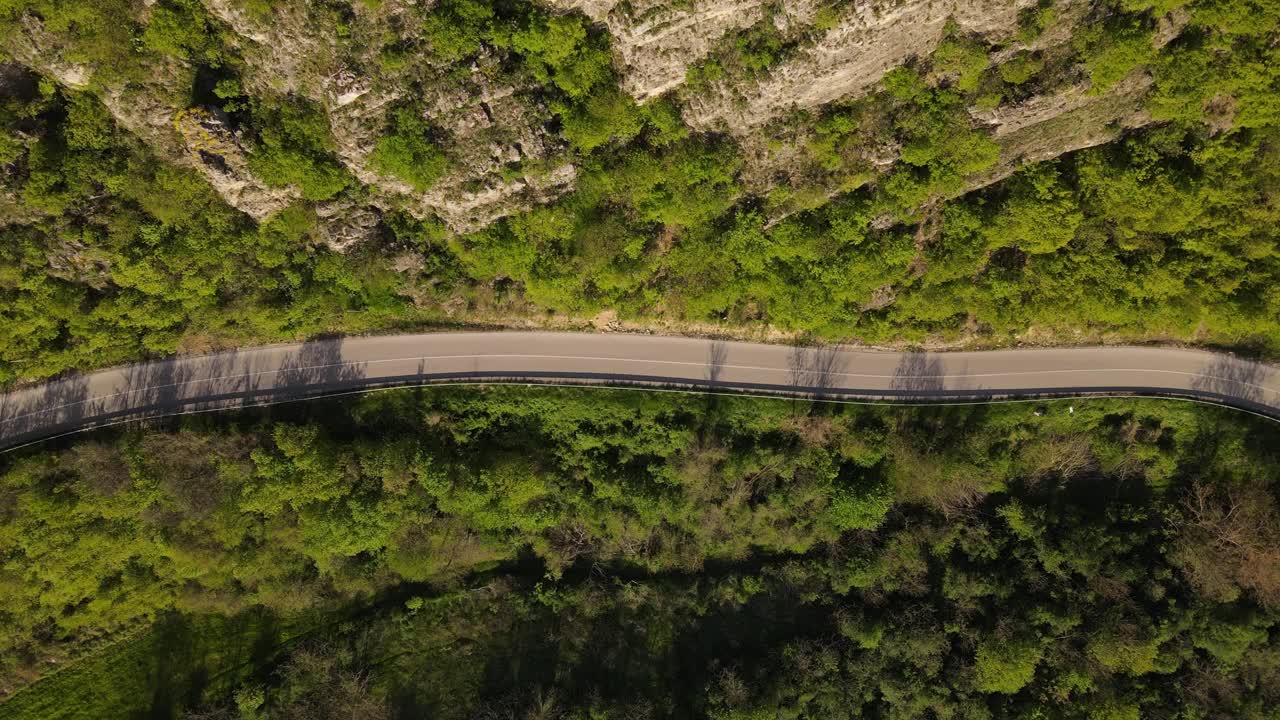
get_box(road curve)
[2,331,1279,450]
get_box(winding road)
[2,331,1279,450]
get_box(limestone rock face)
[6,16,91,90]
[975,72,1154,192]
[684,0,1038,132]
[201,0,578,235]
[963,13,1187,193]
[1,0,1185,246]
[45,238,113,289]
[408,53,577,233]
[201,0,333,97]
[549,0,781,100]
[172,108,300,221]
[314,198,384,252]
[7,14,299,221]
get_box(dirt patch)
[591,309,621,331]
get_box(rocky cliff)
[1,0,1184,244]
[201,0,577,235]
[674,0,1037,132]
[550,0,782,100]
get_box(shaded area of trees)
[1,389,1279,716]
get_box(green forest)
[3,0,1280,717]
[0,0,1279,385]
[1,389,1279,717]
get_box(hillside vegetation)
[0,0,1278,384]
[1,390,1279,716]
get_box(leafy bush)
[881,74,1000,209]
[825,477,894,530]
[558,87,647,152]
[1087,617,1163,675]
[1077,16,1157,93]
[247,96,350,201]
[421,0,495,63]
[370,106,449,192]
[140,0,226,64]
[511,14,613,99]
[1121,0,1188,13]
[998,51,1045,85]
[974,636,1044,693]
[733,21,786,75]
[1017,0,1057,43]
[932,33,990,93]
[984,164,1082,254]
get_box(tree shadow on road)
[1190,355,1266,405]
[0,374,96,448]
[120,358,196,414]
[1,337,373,451]
[890,351,946,395]
[704,340,729,386]
[698,339,732,429]
[276,336,368,390]
[787,344,847,397]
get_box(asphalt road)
[2,331,1279,450]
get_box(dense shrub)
[369,106,449,192]
[247,96,351,201]
[2,391,1278,719]
[1077,14,1157,93]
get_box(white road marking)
[2,350,1276,426]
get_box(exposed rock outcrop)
[411,54,578,233]
[205,0,578,234]
[201,0,333,97]
[6,15,91,90]
[989,0,1093,64]
[323,70,411,194]
[974,71,1154,191]
[549,0,780,100]
[6,14,298,221]
[45,239,112,289]
[314,197,383,252]
[172,108,299,220]
[684,0,1039,132]
[972,74,1151,141]
[967,14,1189,192]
